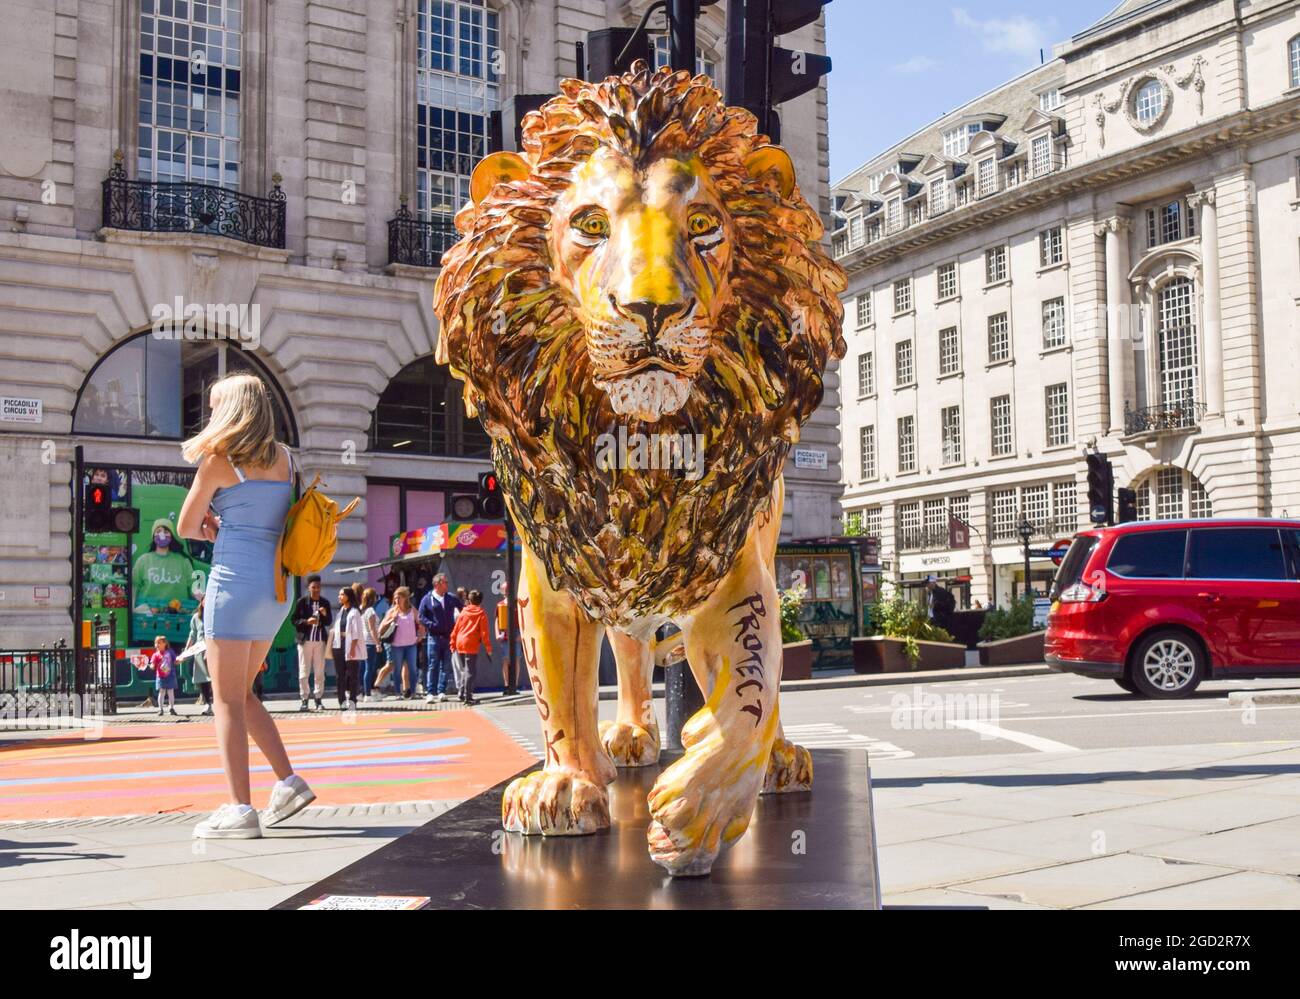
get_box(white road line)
[949,719,1078,753]
[992,704,1300,723]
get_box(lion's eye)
[688,212,720,238]
[572,211,610,240]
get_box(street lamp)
[1017,518,1034,600]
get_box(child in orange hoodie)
[449,590,492,706]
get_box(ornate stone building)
[833,0,1300,607]
[0,0,833,649]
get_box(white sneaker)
[436,692,448,703]
[194,803,262,840]
[424,694,435,703]
[261,774,317,828]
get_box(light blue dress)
[203,446,294,641]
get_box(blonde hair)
[362,587,377,609]
[394,586,412,610]
[181,373,279,468]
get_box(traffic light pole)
[668,0,696,72]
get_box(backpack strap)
[281,443,294,484]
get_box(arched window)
[1290,35,1300,88]
[1131,466,1211,522]
[368,356,490,458]
[74,333,296,444]
[1157,277,1199,408]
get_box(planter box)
[977,630,1046,666]
[852,636,966,674]
[782,640,813,681]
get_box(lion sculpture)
[433,62,846,876]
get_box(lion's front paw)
[501,768,610,836]
[599,719,661,767]
[762,738,813,794]
[646,749,762,876]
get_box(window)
[1005,162,1021,188]
[988,313,1010,363]
[886,197,902,232]
[938,326,961,376]
[1039,226,1064,267]
[856,293,872,327]
[1290,35,1300,88]
[1031,135,1051,177]
[957,182,970,207]
[137,0,243,190]
[1133,79,1165,125]
[1188,528,1288,581]
[859,425,877,480]
[990,395,1013,456]
[977,157,997,198]
[985,245,1007,284]
[1131,467,1212,521]
[1146,199,1195,247]
[1157,277,1199,408]
[941,405,962,464]
[844,510,864,535]
[369,354,490,457]
[950,494,970,527]
[937,262,957,300]
[942,122,982,157]
[895,339,915,386]
[1108,530,1188,578]
[864,506,882,539]
[857,351,875,397]
[651,34,718,84]
[1022,484,1050,532]
[1042,297,1067,349]
[417,0,501,246]
[930,177,947,214]
[909,202,926,226]
[923,499,946,546]
[1039,88,1063,111]
[1053,480,1077,530]
[1155,466,1185,520]
[991,489,1018,540]
[897,501,921,549]
[893,277,912,314]
[1045,382,1070,447]
[897,416,916,472]
[1189,479,1212,518]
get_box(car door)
[1185,527,1294,669]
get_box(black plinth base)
[275,748,880,910]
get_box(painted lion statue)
[433,61,845,876]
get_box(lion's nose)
[613,298,691,342]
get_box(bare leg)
[240,639,293,785]
[647,526,782,876]
[501,543,614,836]
[208,638,253,804]
[600,628,660,766]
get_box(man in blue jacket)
[418,573,462,703]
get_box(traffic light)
[1086,453,1114,526]
[84,481,112,534]
[729,0,833,141]
[478,470,505,520]
[1117,488,1139,524]
[585,26,652,80]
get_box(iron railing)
[1124,396,1205,436]
[387,202,459,268]
[0,646,117,716]
[101,158,286,249]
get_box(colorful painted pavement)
[0,711,536,821]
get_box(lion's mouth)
[594,368,692,423]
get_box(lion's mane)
[433,63,846,625]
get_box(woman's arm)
[177,455,221,540]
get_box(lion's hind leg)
[599,627,661,767]
[763,713,814,794]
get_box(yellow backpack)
[274,472,360,602]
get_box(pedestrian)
[380,586,420,698]
[925,574,957,634]
[449,589,491,706]
[178,372,316,840]
[184,595,213,716]
[151,636,179,717]
[332,587,365,709]
[291,574,331,712]
[360,587,382,701]
[494,582,517,695]
[418,573,462,703]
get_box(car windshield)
[1050,535,1098,600]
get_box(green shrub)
[978,593,1039,642]
[868,593,954,667]
[779,585,807,644]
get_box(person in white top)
[360,587,383,700]
[332,587,366,708]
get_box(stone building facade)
[0,0,834,649]
[833,0,1300,607]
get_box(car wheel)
[1130,630,1205,699]
[1114,675,1138,694]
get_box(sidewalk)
[872,739,1300,908]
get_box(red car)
[1046,519,1300,697]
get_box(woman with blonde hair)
[177,373,316,839]
[380,586,421,699]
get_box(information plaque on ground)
[277,748,880,910]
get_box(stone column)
[1188,188,1223,417]
[1096,215,1132,434]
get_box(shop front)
[991,545,1058,607]
[775,540,868,671]
[897,552,973,610]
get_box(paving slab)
[877,839,1052,895]
[917,784,1148,822]
[0,859,279,909]
[929,814,1191,863]
[884,887,1052,910]
[1094,787,1300,834]
[872,806,1016,847]
[1083,871,1300,909]
[1136,815,1300,876]
[955,853,1234,908]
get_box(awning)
[336,552,443,576]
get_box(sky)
[826,1,1123,183]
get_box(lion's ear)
[744,146,796,199]
[470,151,530,204]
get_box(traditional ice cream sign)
[389,522,508,557]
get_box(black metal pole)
[669,0,696,72]
[1023,538,1032,599]
[73,445,83,662]
[725,0,745,105]
[505,511,519,691]
[574,39,585,81]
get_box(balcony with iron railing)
[101,152,286,249]
[898,527,953,554]
[992,518,1077,545]
[387,198,459,268]
[1123,395,1205,439]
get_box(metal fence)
[0,646,117,716]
